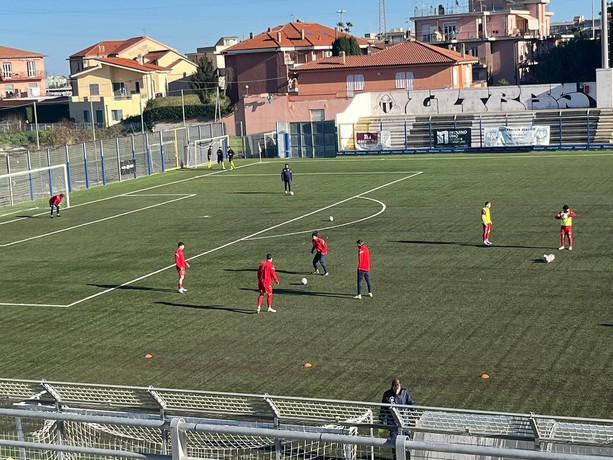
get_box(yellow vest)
[560,214,572,226]
[482,207,491,224]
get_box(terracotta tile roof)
[70,37,163,58]
[0,45,46,59]
[96,57,169,72]
[295,40,478,71]
[225,20,369,52]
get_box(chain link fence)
[2,123,225,193]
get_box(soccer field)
[0,151,611,419]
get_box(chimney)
[277,32,282,42]
[340,50,346,64]
[301,29,305,40]
[268,27,271,32]
[137,54,143,65]
[461,43,466,57]
[250,32,253,39]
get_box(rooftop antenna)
[379,0,387,41]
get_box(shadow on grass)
[155,301,255,314]
[88,284,176,293]
[240,287,351,298]
[224,268,307,275]
[598,323,613,328]
[393,240,552,249]
[232,191,279,195]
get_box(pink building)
[410,0,553,84]
[293,41,478,99]
[0,45,47,99]
[223,20,370,103]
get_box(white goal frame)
[0,164,70,209]
[185,135,230,168]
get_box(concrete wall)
[239,94,352,135]
[370,82,596,115]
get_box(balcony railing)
[0,70,45,81]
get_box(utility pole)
[181,89,186,127]
[33,100,40,150]
[603,0,609,68]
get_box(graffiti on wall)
[373,83,596,116]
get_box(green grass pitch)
[0,151,611,418]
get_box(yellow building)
[69,36,197,127]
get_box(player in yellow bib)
[481,201,492,246]
[554,204,576,250]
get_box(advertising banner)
[484,126,550,147]
[120,159,136,175]
[434,128,472,148]
[356,131,391,150]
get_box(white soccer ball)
[290,191,294,196]
[329,216,334,221]
[301,277,308,285]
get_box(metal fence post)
[146,133,152,176]
[100,140,106,186]
[83,143,90,189]
[27,151,34,201]
[131,135,137,178]
[159,131,165,173]
[586,110,591,149]
[559,111,563,146]
[116,137,121,182]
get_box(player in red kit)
[175,242,190,293]
[311,231,329,276]
[355,240,372,300]
[49,193,64,218]
[555,204,576,251]
[257,253,279,313]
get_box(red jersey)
[258,260,279,285]
[49,194,63,206]
[175,248,187,269]
[357,244,371,271]
[311,237,328,255]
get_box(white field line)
[0,302,67,308]
[201,171,422,177]
[0,207,38,218]
[0,194,195,247]
[0,162,262,225]
[65,172,422,308]
[245,196,386,241]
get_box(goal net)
[184,135,230,168]
[0,164,69,209]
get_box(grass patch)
[0,151,611,418]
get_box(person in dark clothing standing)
[217,147,225,170]
[281,163,293,194]
[379,378,416,459]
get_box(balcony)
[0,70,45,81]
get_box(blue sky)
[4,0,594,76]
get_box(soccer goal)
[184,134,229,168]
[0,164,70,209]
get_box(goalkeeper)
[49,193,64,218]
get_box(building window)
[112,82,127,98]
[89,83,100,96]
[27,61,36,77]
[84,110,90,122]
[310,109,325,122]
[346,74,365,97]
[2,62,12,78]
[443,23,457,41]
[421,25,433,42]
[112,109,123,121]
[395,72,414,90]
[469,46,479,57]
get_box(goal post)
[185,135,229,168]
[0,164,70,209]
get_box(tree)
[534,39,600,84]
[190,56,218,104]
[336,21,353,33]
[331,36,361,56]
